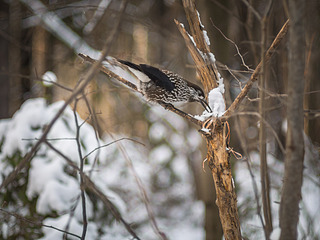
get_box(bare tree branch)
[83,137,145,160]
[72,99,88,240]
[81,92,102,175]
[115,139,168,240]
[78,53,203,126]
[174,20,218,93]
[234,117,266,231]
[259,8,273,239]
[223,19,289,119]
[209,19,253,72]
[240,0,262,21]
[179,1,241,239]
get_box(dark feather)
[139,64,175,91]
[118,60,141,71]
[118,60,175,91]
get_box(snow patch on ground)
[0,98,205,240]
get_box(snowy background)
[1,98,319,239]
[0,98,205,240]
[1,0,320,239]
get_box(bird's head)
[187,82,212,112]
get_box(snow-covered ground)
[0,98,204,240]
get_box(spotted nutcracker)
[114,60,211,112]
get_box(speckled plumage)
[143,70,198,102]
[118,60,211,111]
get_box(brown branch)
[204,119,242,239]
[223,19,289,118]
[180,1,241,239]
[175,20,217,93]
[78,53,138,91]
[72,99,88,240]
[210,19,253,72]
[176,0,222,93]
[78,54,203,126]
[83,137,145,160]
[259,14,273,239]
[158,102,202,126]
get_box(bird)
[110,59,212,112]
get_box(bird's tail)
[78,53,145,93]
[102,57,146,92]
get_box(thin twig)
[0,208,81,239]
[241,0,262,20]
[210,19,253,72]
[81,92,102,175]
[234,117,265,232]
[44,140,141,240]
[223,19,289,118]
[224,65,244,90]
[73,99,88,240]
[229,111,285,154]
[114,137,168,240]
[22,137,76,141]
[259,12,273,239]
[63,196,80,240]
[83,137,145,160]
[0,71,73,92]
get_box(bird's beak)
[200,98,212,113]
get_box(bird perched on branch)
[111,59,211,112]
[78,54,211,112]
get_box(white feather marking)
[126,67,151,83]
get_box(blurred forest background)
[0,0,320,239]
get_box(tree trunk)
[9,0,22,116]
[206,120,242,240]
[279,0,305,239]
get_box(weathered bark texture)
[206,119,242,240]
[178,1,242,238]
[178,1,289,239]
[180,0,219,93]
[279,0,305,239]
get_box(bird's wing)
[139,64,175,91]
[118,60,141,71]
